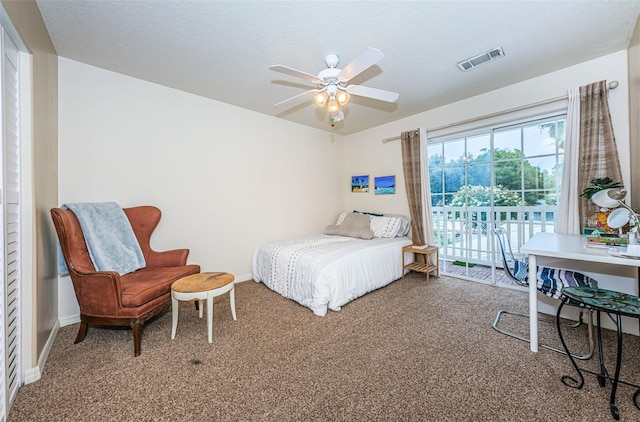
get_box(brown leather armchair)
[51,205,200,356]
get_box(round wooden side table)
[171,272,237,343]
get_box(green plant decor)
[580,177,623,199]
[452,260,475,268]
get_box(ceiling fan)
[270,47,399,125]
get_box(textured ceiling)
[35,0,640,135]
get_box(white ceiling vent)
[457,47,505,72]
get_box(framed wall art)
[374,175,395,195]
[351,175,369,192]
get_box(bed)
[252,211,414,316]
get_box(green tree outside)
[429,147,558,206]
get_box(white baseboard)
[23,366,41,385]
[235,273,252,283]
[23,319,60,385]
[59,313,80,327]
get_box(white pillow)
[384,214,411,237]
[370,216,402,238]
[336,211,349,225]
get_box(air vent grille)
[457,47,505,72]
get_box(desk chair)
[492,227,595,359]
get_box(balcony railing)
[432,205,557,267]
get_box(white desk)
[520,232,640,352]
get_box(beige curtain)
[401,129,426,247]
[577,81,623,230]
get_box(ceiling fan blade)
[346,85,399,103]
[274,89,321,109]
[270,65,323,84]
[338,47,384,83]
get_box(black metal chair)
[492,226,595,359]
[558,287,640,420]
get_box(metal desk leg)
[528,253,538,352]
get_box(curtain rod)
[381,80,619,143]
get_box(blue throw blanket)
[57,202,146,276]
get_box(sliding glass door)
[427,114,566,284]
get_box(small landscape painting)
[351,175,369,193]
[375,175,395,195]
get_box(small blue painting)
[351,175,369,193]
[374,175,395,195]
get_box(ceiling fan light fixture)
[330,109,344,124]
[270,47,398,126]
[336,91,350,106]
[314,91,328,107]
[327,96,339,113]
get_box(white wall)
[344,50,631,216]
[58,58,345,322]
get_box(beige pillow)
[324,224,340,235]
[324,212,373,240]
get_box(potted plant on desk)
[580,177,624,234]
[580,177,623,209]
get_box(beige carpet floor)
[8,274,640,421]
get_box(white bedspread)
[252,235,413,316]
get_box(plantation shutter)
[1,26,20,420]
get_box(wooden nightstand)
[402,245,439,282]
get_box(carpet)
[8,274,640,421]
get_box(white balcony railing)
[432,206,557,267]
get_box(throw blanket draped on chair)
[57,202,146,275]
[514,258,597,299]
[537,266,596,299]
